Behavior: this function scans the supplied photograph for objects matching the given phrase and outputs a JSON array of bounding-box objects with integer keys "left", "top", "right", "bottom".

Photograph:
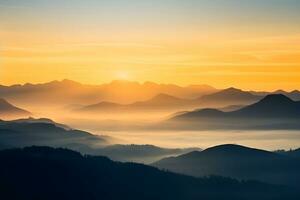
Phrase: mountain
[
  {"left": 153, "top": 144, "right": 300, "bottom": 187},
  {"left": 167, "top": 94, "right": 300, "bottom": 130},
  {"left": 0, "top": 79, "right": 217, "bottom": 107},
  {"left": 0, "top": 118, "right": 108, "bottom": 150},
  {"left": 0, "top": 79, "right": 86, "bottom": 106},
  {"left": 198, "top": 87, "right": 262, "bottom": 107},
  {"left": 250, "top": 90, "right": 300, "bottom": 101},
  {"left": 273, "top": 90, "right": 300, "bottom": 101},
  {"left": 77, "top": 93, "right": 201, "bottom": 113},
  {"left": 0, "top": 146, "right": 297, "bottom": 200},
  {"left": 0, "top": 98, "right": 31, "bottom": 119},
  {"left": 9, "top": 117, "right": 71, "bottom": 130},
  {"left": 232, "top": 94, "right": 300, "bottom": 118},
  {"left": 288, "top": 90, "right": 300, "bottom": 101}
]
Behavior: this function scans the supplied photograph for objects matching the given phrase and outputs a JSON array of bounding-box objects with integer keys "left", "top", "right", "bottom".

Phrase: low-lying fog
[
  {"left": 26, "top": 107, "right": 300, "bottom": 151},
  {"left": 98, "top": 130, "right": 300, "bottom": 150}
]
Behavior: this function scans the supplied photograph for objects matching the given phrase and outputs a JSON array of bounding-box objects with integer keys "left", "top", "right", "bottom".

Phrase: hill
[
  {"left": 198, "top": 87, "right": 262, "bottom": 107},
  {"left": 168, "top": 94, "right": 300, "bottom": 130},
  {"left": 0, "top": 118, "right": 107, "bottom": 150},
  {"left": 153, "top": 144, "right": 300, "bottom": 187},
  {"left": 0, "top": 146, "right": 297, "bottom": 200}
]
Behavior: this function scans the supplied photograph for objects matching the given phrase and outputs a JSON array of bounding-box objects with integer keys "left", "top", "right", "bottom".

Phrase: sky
[{"left": 1, "top": 0, "right": 300, "bottom": 90}]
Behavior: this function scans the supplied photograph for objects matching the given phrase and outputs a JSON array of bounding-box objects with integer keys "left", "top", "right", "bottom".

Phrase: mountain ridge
[
  {"left": 0, "top": 98, "right": 31, "bottom": 119},
  {"left": 153, "top": 144, "right": 300, "bottom": 187}
]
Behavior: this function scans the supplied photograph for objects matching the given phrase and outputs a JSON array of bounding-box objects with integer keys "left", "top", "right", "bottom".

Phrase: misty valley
[
  {"left": 1, "top": 80, "right": 300, "bottom": 199},
  {"left": 2, "top": 0, "right": 300, "bottom": 199}
]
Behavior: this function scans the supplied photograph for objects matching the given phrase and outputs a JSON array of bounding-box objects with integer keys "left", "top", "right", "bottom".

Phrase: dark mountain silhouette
[
  {"left": 0, "top": 118, "right": 108, "bottom": 150},
  {"left": 153, "top": 144, "right": 300, "bottom": 187},
  {"left": 232, "top": 94, "right": 300, "bottom": 118},
  {"left": 250, "top": 90, "right": 300, "bottom": 101},
  {"left": 272, "top": 90, "right": 300, "bottom": 101},
  {"left": 176, "top": 94, "right": 300, "bottom": 119},
  {"left": 0, "top": 146, "right": 298, "bottom": 200},
  {"left": 0, "top": 98, "right": 31, "bottom": 119},
  {"left": 167, "top": 94, "right": 300, "bottom": 130},
  {"left": 198, "top": 87, "right": 262, "bottom": 107}
]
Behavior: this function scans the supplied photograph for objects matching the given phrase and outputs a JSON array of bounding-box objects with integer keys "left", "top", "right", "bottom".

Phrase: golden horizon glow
[{"left": 1, "top": 1, "right": 300, "bottom": 91}]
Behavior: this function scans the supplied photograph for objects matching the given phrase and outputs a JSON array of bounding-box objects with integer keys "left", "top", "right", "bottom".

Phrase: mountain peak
[
  {"left": 232, "top": 94, "right": 300, "bottom": 118},
  {"left": 0, "top": 98, "right": 9, "bottom": 105},
  {"left": 0, "top": 98, "right": 31, "bottom": 117},
  {"left": 291, "top": 90, "right": 300, "bottom": 94},
  {"left": 203, "top": 144, "right": 262, "bottom": 154},
  {"left": 151, "top": 93, "right": 181, "bottom": 101},
  {"left": 259, "top": 94, "right": 294, "bottom": 104},
  {"left": 223, "top": 87, "right": 242, "bottom": 92}
]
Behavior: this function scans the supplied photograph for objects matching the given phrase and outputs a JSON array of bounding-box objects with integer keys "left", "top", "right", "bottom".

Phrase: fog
[{"left": 13, "top": 104, "right": 300, "bottom": 151}]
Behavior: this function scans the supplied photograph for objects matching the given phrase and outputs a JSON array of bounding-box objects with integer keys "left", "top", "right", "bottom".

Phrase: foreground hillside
[
  {"left": 153, "top": 144, "right": 300, "bottom": 187},
  {"left": 0, "top": 146, "right": 298, "bottom": 200}
]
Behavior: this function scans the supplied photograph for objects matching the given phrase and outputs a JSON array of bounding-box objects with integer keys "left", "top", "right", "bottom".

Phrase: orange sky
[{"left": 1, "top": 0, "right": 300, "bottom": 91}]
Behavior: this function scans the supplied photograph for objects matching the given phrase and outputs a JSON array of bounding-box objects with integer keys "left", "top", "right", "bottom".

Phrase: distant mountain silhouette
[
  {"left": 76, "top": 101, "right": 125, "bottom": 112},
  {"left": 0, "top": 98, "right": 31, "bottom": 119},
  {"left": 167, "top": 94, "right": 300, "bottom": 130},
  {"left": 198, "top": 87, "right": 262, "bottom": 107},
  {"left": 0, "top": 146, "right": 298, "bottom": 200},
  {"left": 0, "top": 118, "right": 107, "bottom": 150},
  {"left": 153, "top": 144, "right": 300, "bottom": 187},
  {"left": 0, "top": 79, "right": 216, "bottom": 106},
  {"left": 77, "top": 93, "right": 201, "bottom": 113}
]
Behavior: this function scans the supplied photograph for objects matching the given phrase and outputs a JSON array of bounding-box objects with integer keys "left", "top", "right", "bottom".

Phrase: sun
[{"left": 115, "top": 71, "right": 131, "bottom": 80}]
